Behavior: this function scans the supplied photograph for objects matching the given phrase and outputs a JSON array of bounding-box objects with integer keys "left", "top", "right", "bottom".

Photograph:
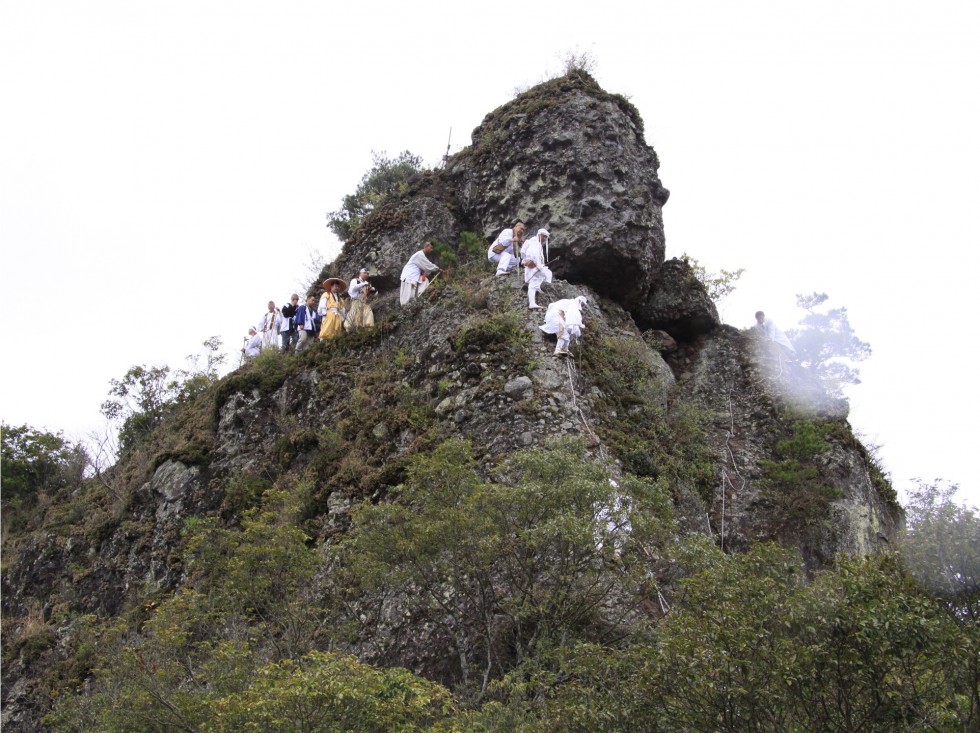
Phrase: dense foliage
[
  {"left": 39, "top": 439, "right": 978, "bottom": 732},
  {"left": 1, "top": 423, "right": 87, "bottom": 535}
]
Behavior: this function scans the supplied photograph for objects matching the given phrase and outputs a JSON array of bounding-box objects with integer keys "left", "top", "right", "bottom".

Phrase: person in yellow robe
[{"left": 318, "top": 278, "right": 347, "bottom": 340}]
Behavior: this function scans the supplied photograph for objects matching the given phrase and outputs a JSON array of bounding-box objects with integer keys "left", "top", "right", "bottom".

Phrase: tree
[
  {"left": 339, "top": 438, "right": 673, "bottom": 699},
  {"left": 174, "top": 335, "right": 227, "bottom": 402},
  {"left": 680, "top": 253, "right": 745, "bottom": 302},
  {"left": 327, "top": 150, "right": 424, "bottom": 241},
  {"left": 494, "top": 549, "right": 972, "bottom": 733},
  {"left": 1, "top": 423, "right": 87, "bottom": 517},
  {"left": 100, "top": 364, "right": 178, "bottom": 455},
  {"left": 788, "top": 292, "right": 871, "bottom": 397},
  {"left": 99, "top": 337, "right": 225, "bottom": 456},
  {"left": 902, "top": 480, "right": 980, "bottom": 624}
]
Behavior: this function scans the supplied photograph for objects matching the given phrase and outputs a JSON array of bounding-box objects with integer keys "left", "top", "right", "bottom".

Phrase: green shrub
[
  {"left": 339, "top": 438, "right": 673, "bottom": 698},
  {"left": 452, "top": 312, "right": 529, "bottom": 353},
  {"left": 756, "top": 419, "right": 841, "bottom": 540}
]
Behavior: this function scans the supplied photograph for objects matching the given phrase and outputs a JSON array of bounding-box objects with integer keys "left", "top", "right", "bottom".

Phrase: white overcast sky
[{"left": 2, "top": 0, "right": 978, "bottom": 507}]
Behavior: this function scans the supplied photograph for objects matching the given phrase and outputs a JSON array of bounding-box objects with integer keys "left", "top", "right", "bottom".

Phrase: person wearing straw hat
[
  {"left": 399, "top": 241, "right": 441, "bottom": 305},
  {"left": 345, "top": 268, "right": 376, "bottom": 331},
  {"left": 319, "top": 278, "right": 347, "bottom": 340}
]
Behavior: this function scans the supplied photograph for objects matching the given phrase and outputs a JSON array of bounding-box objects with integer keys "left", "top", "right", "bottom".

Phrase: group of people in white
[
  {"left": 243, "top": 224, "right": 586, "bottom": 361},
  {"left": 487, "top": 220, "right": 584, "bottom": 355}
]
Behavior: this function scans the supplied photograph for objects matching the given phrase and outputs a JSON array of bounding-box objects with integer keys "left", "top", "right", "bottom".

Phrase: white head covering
[{"left": 537, "top": 228, "right": 550, "bottom": 238}]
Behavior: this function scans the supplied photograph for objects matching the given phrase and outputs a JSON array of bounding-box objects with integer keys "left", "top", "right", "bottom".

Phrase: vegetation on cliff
[
  {"left": 36, "top": 463, "right": 980, "bottom": 731},
  {"left": 2, "top": 71, "right": 968, "bottom": 732}
]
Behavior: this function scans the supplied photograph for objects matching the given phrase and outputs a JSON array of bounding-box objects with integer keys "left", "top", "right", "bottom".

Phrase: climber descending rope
[{"left": 539, "top": 296, "right": 587, "bottom": 357}]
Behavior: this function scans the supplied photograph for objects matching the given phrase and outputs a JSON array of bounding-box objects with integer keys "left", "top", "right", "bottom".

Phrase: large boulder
[
  {"left": 635, "top": 258, "right": 720, "bottom": 340},
  {"left": 447, "top": 71, "right": 669, "bottom": 309}
]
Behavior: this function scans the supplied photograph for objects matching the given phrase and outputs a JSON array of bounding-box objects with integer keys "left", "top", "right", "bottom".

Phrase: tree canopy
[
  {"left": 1, "top": 423, "right": 87, "bottom": 534},
  {"left": 789, "top": 292, "right": 871, "bottom": 397},
  {"left": 327, "top": 150, "right": 424, "bottom": 241}
]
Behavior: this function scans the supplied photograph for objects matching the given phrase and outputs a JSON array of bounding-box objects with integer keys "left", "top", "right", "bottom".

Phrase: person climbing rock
[
  {"left": 400, "top": 242, "right": 441, "bottom": 305},
  {"left": 522, "top": 228, "right": 553, "bottom": 309},
  {"left": 540, "top": 295, "right": 587, "bottom": 356},
  {"left": 488, "top": 221, "right": 526, "bottom": 275},
  {"left": 753, "top": 310, "right": 795, "bottom": 357}
]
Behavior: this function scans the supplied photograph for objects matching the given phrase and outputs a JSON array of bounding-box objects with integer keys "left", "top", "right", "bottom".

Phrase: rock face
[
  {"left": 635, "top": 257, "right": 720, "bottom": 339},
  {"left": 331, "top": 193, "right": 461, "bottom": 292},
  {"left": 448, "top": 72, "right": 669, "bottom": 309},
  {"left": 0, "top": 71, "right": 901, "bottom": 731},
  {"left": 326, "top": 72, "right": 669, "bottom": 312}
]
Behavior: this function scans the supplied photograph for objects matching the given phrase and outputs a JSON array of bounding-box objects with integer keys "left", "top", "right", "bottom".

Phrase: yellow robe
[
  {"left": 319, "top": 292, "right": 344, "bottom": 339},
  {"left": 344, "top": 296, "right": 375, "bottom": 331}
]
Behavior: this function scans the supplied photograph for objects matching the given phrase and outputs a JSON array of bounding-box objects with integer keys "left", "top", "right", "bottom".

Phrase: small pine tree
[
  {"left": 327, "top": 150, "right": 424, "bottom": 241},
  {"left": 788, "top": 292, "right": 871, "bottom": 397}
]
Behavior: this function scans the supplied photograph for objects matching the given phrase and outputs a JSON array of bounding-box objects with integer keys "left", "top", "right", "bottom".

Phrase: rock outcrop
[
  {"left": 0, "top": 71, "right": 901, "bottom": 731},
  {"left": 329, "top": 71, "right": 669, "bottom": 312}
]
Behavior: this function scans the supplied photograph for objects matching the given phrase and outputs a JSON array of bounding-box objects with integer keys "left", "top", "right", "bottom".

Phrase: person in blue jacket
[{"left": 295, "top": 294, "right": 322, "bottom": 352}]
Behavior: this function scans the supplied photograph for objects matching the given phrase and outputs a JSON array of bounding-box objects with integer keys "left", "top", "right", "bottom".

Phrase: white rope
[
  {"left": 719, "top": 383, "right": 748, "bottom": 552},
  {"left": 562, "top": 354, "right": 604, "bottom": 457}
]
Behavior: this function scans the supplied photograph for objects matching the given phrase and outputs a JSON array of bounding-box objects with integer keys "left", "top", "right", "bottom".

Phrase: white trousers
[{"left": 491, "top": 250, "right": 517, "bottom": 274}]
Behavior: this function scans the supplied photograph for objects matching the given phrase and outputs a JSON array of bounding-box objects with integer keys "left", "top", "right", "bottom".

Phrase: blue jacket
[{"left": 294, "top": 304, "right": 321, "bottom": 332}]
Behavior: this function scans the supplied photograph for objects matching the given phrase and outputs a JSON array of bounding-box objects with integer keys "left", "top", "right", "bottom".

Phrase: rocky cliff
[{"left": 1, "top": 71, "right": 901, "bottom": 730}]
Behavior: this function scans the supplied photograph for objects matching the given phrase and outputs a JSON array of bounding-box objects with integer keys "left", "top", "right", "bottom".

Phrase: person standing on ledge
[
  {"left": 753, "top": 310, "right": 796, "bottom": 357},
  {"left": 295, "top": 295, "right": 321, "bottom": 352},
  {"left": 259, "top": 301, "right": 281, "bottom": 351},
  {"left": 319, "top": 278, "right": 346, "bottom": 339},
  {"left": 345, "top": 268, "right": 376, "bottom": 331},
  {"left": 400, "top": 242, "right": 441, "bottom": 305},
  {"left": 280, "top": 293, "right": 300, "bottom": 353}
]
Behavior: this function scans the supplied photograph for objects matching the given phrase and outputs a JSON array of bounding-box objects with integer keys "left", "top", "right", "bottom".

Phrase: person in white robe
[
  {"left": 242, "top": 327, "right": 263, "bottom": 361},
  {"left": 753, "top": 311, "right": 796, "bottom": 356},
  {"left": 400, "top": 242, "right": 441, "bottom": 305},
  {"left": 522, "top": 228, "right": 553, "bottom": 309},
  {"left": 259, "top": 301, "right": 281, "bottom": 351},
  {"left": 540, "top": 295, "right": 587, "bottom": 356},
  {"left": 345, "top": 268, "right": 376, "bottom": 331},
  {"left": 487, "top": 222, "right": 526, "bottom": 275}
]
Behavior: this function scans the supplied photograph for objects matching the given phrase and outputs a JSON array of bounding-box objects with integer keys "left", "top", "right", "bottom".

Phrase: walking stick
[
  {"left": 420, "top": 270, "right": 441, "bottom": 297},
  {"left": 512, "top": 229, "right": 525, "bottom": 289}
]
